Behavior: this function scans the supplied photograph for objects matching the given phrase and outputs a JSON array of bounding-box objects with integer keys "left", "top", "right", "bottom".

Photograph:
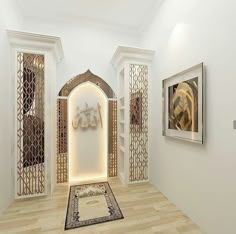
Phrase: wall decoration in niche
[
  {"left": 130, "top": 91, "right": 142, "bottom": 128},
  {"left": 162, "top": 63, "right": 204, "bottom": 144},
  {"left": 72, "top": 102, "right": 103, "bottom": 129}
]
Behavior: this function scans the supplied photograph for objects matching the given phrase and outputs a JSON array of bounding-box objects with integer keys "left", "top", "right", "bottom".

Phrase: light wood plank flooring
[{"left": 0, "top": 178, "right": 204, "bottom": 234}]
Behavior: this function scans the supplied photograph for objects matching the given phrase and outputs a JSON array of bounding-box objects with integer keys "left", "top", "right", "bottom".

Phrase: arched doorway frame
[{"left": 56, "top": 70, "right": 117, "bottom": 183}]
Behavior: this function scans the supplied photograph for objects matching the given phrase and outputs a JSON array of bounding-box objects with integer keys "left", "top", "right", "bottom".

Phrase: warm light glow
[
  {"left": 68, "top": 82, "right": 108, "bottom": 183},
  {"left": 69, "top": 175, "right": 108, "bottom": 184}
]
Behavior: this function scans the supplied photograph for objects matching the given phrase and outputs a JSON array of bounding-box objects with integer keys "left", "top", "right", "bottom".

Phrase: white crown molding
[
  {"left": 111, "top": 46, "right": 155, "bottom": 69},
  {"left": 7, "top": 30, "right": 64, "bottom": 63}
]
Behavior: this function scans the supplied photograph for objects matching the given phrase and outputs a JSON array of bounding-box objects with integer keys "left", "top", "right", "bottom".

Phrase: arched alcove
[
  {"left": 68, "top": 82, "right": 108, "bottom": 182},
  {"left": 56, "top": 70, "right": 117, "bottom": 183}
]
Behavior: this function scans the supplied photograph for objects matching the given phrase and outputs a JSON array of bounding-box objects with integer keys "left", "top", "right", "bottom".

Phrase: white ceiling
[{"left": 16, "top": 0, "right": 163, "bottom": 32}]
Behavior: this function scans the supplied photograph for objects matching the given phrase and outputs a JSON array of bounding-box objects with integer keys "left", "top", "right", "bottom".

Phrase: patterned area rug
[{"left": 65, "top": 182, "right": 124, "bottom": 230}]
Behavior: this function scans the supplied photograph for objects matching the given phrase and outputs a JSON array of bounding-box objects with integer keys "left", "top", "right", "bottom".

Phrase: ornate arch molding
[
  {"left": 58, "top": 70, "right": 116, "bottom": 98},
  {"left": 57, "top": 70, "right": 117, "bottom": 183}
]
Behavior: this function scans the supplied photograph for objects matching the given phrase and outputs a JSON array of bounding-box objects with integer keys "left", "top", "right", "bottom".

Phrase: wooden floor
[{"left": 0, "top": 178, "right": 204, "bottom": 234}]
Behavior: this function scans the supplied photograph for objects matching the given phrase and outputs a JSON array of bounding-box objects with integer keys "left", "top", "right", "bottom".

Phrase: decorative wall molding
[
  {"left": 111, "top": 46, "right": 155, "bottom": 69},
  {"left": 58, "top": 70, "right": 116, "bottom": 98},
  {"left": 7, "top": 30, "right": 64, "bottom": 63}
]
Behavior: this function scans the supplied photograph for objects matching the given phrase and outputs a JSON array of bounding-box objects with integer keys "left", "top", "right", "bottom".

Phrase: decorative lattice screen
[
  {"left": 108, "top": 100, "right": 118, "bottom": 177},
  {"left": 16, "top": 52, "right": 45, "bottom": 196},
  {"left": 129, "top": 64, "right": 148, "bottom": 182},
  {"left": 57, "top": 99, "right": 68, "bottom": 183}
]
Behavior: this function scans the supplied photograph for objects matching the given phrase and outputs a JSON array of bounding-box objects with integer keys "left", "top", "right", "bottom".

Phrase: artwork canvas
[
  {"left": 130, "top": 92, "right": 142, "bottom": 127},
  {"left": 168, "top": 77, "right": 198, "bottom": 132},
  {"left": 162, "top": 63, "right": 204, "bottom": 143}
]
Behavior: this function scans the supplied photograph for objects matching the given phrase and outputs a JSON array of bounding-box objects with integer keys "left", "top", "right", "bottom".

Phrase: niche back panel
[
  {"left": 16, "top": 52, "right": 45, "bottom": 197},
  {"left": 56, "top": 98, "right": 118, "bottom": 181},
  {"left": 129, "top": 64, "right": 148, "bottom": 182},
  {"left": 57, "top": 99, "right": 68, "bottom": 183}
]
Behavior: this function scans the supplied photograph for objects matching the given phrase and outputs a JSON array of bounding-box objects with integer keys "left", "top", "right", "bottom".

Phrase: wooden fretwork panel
[
  {"left": 108, "top": 100, "right": 118, "bottom": 177},
  {"left": 129, "top": 64, "right": 148, "bottom": 182},
  {"left": 57, "top": 99, "right": 68, "bottom": 183},
  {"left": 16, "top": 52, "right": 45, "bottom": 196}
]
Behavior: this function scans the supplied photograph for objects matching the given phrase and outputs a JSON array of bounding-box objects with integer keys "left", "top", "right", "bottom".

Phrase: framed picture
[
  {"left": 130, "top": 91, "right": 142, "bottom": 128},
  {"left": 162, "top": 63, "right": 204, "bottom": 144}
]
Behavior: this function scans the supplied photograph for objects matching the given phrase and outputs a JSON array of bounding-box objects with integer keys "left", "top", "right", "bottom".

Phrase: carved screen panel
[
  {"left": 59, "top": 70, "right": 116, "bottom": 98},
  {"left": 16, "top": 52, "right": 45, "bottom": 197},
  {"left": 108, "top": 100, "right": 117, "bottom": 177},
  {"left": 129, "top": 64, "right": 148, "bottom": 182},
  {"left": 57, "top": 99, "right": 68, "bottom": 183}
]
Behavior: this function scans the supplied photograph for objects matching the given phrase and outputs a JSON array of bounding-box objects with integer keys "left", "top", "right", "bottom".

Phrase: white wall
[
  {"left": 141, "top": 0, "right": 236, "bottom": 233},
  {"left": 68, "top": 83, "right": 108, "bottom": 182},
  {"left": 2, "top": 1, "right": 236, "bottom": 233},
  {"left": 1, "top": 0, "right": 137, "bottom": 216},
  {"left": 22, "top": 17, "right": 140, "bottom": 95},
  {"left": 45, "top": 53, "right": 57, "bottom": 194},
  {"left": 0, "top": 0, "right": 23, "bottom": 214}
]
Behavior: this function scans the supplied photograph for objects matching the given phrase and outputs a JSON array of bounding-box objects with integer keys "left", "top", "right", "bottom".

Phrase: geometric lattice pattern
[
  {"left": 58, "top": 70, "right": 116, "bottom": 99},
  {"left": 108, "top": 100, "right": 117, "bottom": 177},
  {"left": 16, "top": 52, "right": 45, "bottom": 196},
  {"left": 129, "top": 64, "right": 148, "bottom": 182},
  {"left": 57, "top": 72, "right": 118, "bottom": 181},
  {"left": 57, "top": 99, "right": 68, "bottom": 183}
]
